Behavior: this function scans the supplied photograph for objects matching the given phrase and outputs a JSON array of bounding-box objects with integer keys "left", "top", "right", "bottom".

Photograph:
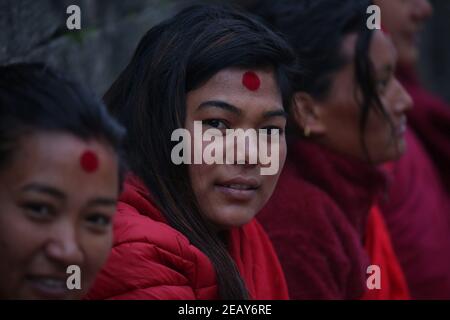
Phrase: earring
[{"left": 304, "top": 126, "right": 311, "bottom": 137}]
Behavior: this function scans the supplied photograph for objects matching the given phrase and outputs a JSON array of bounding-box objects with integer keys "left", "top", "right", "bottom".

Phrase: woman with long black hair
[{"left": 85, "top": 5, "right": 298, "bottom": 300}]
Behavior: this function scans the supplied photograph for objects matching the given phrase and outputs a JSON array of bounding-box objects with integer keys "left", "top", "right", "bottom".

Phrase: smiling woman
[
  {"left": 0, "top": 63, "right": 125, "bottom": 299},
  {"left": 85, "top": 4, "right": 299, "bottom": 300}
]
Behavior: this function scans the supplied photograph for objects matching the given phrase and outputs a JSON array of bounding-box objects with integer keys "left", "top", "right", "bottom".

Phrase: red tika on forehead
[
  {"left": 242, "top": 71, "right": 261, "bottom": 91},
  {"left": 80, "top": 150, "right": 99, "bottom": 173}
]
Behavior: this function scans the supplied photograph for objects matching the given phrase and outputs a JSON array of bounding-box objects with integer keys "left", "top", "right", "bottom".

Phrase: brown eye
[
  {"left": 204, "top": 119, "right": 228, "bottom": 130},
  {"left": 23, "top": 202, "right": 54, "bottom": 221},
  {"left": 85, "top": 213, "right": 112, "bottom": 232}
]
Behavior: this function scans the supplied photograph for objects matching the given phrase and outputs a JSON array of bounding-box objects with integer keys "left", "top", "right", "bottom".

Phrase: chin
[
  {"left": 211, "top": 207, "right": 256, "bottom": 229},
  {"left": 381, "top": 140, "right": 407, "bottom": 163}
]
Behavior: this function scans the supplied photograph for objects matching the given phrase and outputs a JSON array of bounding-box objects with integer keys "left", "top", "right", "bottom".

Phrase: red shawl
[
  {"left": 258, "top": 140, "right": 409, "bottom": 299},
  {"left": 398, "top": 68, "right": 450, "bottom": 192},
  {"left": 377, "top": 68, "right": 450, "bottom": 299},
  {"left": 361, "top": 205, "right": 410, "bottom": 300}
]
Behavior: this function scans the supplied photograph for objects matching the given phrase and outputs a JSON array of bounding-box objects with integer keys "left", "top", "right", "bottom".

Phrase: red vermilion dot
[
  {"left": 80, "top": 150, "right": 99, "bottom": 173},
  {"left": 242, "top": 71, "right": 261, "bottom": 91}
]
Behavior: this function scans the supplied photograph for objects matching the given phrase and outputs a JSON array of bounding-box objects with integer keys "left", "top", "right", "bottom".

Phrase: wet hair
[
  {"left": 0, "top": 63, "right": 126, "bottom": 185},
  {"left": 247, "top": 0, "right": 391, "bottom": 159},
  {"left": 105, "top": 4, "right": 298, "bottom": 299}
]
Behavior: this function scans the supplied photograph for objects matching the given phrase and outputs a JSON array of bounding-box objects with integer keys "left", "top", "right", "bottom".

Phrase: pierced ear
[{"left": 292, "top": 92, "right": 327, "bottom": 136}]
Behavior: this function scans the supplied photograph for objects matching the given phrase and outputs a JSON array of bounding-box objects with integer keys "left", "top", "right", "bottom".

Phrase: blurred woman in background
[
  {"left": 248, "top": 0, "right": 416, "bottom": 299},
  {"left": 374, "top": 0, "right": 450, "bottom": 299},
  {"left": 0, "top": 63, "right": 125, "bottom": 299},
  {"left": 85, "top": 5, "right": 298, "bottom": 300}
]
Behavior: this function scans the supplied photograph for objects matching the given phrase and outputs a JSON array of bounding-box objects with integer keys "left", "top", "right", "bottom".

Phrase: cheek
[
  {"left": 188, "top": 164, "right": 214, "bottom": 197},
  {"left": 0, "top": 206, "right": 44, "bottom": 297},
  {"left": 188, "top": 164, "right": 221, "bottom": 223},
  {"left": 324, "top": 97, "right": 361, "bottom": 142},
  {"left": 261, "top": 174, "right": 279, "bottom": 196},
  {"left": 365, "top": 106, "right": 392, "bottom": 137},
  {"left": 79, "top": 230, "right": 113, "bottom": 286},
  {"left": 0, "top": 207, "right": 44, "bottom": 265},
  {"left": 260, "top": 140, "right": 286, "bottom": 198},
  {"left": 363, "top": 113, "right": 396, "bottom": 161}
]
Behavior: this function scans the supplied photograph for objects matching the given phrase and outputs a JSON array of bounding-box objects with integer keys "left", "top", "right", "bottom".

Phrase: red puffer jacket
[{"left": 85, "top": 175, "right": 289, "bottom": 300}]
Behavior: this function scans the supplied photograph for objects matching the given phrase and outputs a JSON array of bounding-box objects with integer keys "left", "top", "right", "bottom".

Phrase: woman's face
[
  {"left": 296, "top": 30, "right": 413, "bottom": 164},
  {"left": 374, "top": 0, "right": 433, "bottom": 67},
  {"left": 185, "top": 68, "right": 287, "bottom": 229},
  {"left": 0, "top": 132, "right": 119, "bottom": 299}
]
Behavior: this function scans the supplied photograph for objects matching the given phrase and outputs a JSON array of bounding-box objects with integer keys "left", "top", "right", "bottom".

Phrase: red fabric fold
[
  {"left": 258, "top": 140, "right": 383, "bottom": 299},
  {"left": 361, "top": 205, "right": 410, "bottom": 300}
]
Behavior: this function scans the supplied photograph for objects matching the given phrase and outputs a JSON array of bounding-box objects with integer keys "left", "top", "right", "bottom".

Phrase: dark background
[{"left": 1, "top": 0, "right": 449, "bottom": 104}]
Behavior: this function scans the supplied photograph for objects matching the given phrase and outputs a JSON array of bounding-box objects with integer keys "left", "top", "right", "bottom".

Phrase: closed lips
[
  {"left": 216, "top": 177, "right": 260, "bottom": 190},
  {"left": 220, "top": 184, "right": 257, "bottom": 190}
]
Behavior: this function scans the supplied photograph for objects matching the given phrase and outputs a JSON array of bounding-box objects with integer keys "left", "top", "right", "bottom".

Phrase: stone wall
[
  {"left": 0, "top": 0, "right": 178, "bottom": 95},
  {"left": 1, "top": 0, "right": 449, "bottom": 103}
]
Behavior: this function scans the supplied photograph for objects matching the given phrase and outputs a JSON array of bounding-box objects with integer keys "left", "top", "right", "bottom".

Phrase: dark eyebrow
[
  {"left": 263, "top": 109, "right": 288, "bottom": 120},
  {"left": 21, "top": 183, "right": 66, "bottom": 200},
  {"left": 197, "top": 100, "right": 242, "bottom": 116},
  {"left": 198, "top": 100, "right": 287, "bottom": 120},
  {"left": 86, "top": 198, "right": 117, "bottom": 207}
]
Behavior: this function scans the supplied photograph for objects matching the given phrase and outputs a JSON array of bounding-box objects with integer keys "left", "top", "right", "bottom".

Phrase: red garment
[
  {"left": 85, "top": 176, "right": 289, "bottom": 300},
  {"left": 361, "top": 205, "right": 410, "bottom": 300},
  {"left": 377, "top": 69, "right": 450, "bottom": 299},
  {"left": 398, "top": 68, "right": 450, "bottom": 192},
  {"left": 258, "top": 140, "right": 389, "bottom": 300}
]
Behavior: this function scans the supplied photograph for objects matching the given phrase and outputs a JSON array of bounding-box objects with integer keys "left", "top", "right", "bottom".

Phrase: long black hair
[
  {"left": 0, "top": 63, "right": 125, "bottom": 182},
  {"left": 247, "top": 0, "right": 391, "bottom": 160},
  {"left": 105, "top": 4, "right": 298, "bottom": 300}
]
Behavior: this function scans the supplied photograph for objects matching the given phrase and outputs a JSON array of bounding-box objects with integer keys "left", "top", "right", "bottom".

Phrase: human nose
[
  {"left": 392, "top": 79, "right": 413, "bottom": 115},
  {"left": 45, "top": 220, "right": 83, "bottom": 267}
]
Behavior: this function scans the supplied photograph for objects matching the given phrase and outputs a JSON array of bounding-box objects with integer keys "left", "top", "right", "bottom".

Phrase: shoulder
[
  {"left": 86, "top": 198, "right": 217, "bottom": 300},
  {"left": 258, "top": 161, "right": 368, "bottom": 299}
]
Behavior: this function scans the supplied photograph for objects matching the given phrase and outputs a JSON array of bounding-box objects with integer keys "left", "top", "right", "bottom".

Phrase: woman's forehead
[{"left": 187, "top": 69, "right": 284, "bottom": 116}]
